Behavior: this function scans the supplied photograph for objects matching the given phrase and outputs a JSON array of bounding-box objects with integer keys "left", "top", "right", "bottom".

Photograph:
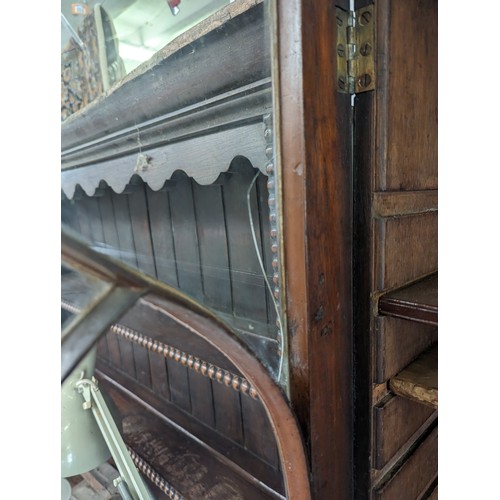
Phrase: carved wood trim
[
  {"left": 61, "top": 299, "right": 258, "bottom": 399},
  {"left": 127, "top": 446, "right": 185, "bottom": 500}
]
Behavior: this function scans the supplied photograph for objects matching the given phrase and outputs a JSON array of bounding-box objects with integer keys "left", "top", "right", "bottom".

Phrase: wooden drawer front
[
  {"left": 374, "top": 316, "right": 438, "bottom": 383},
  {"left": 373, "top": 426, "right": 438, "bottom": 500},
  {"left": 373, "top": 394, "right": 436, "bottom": 469},
  {"left": 374, "top": 212, "right": 438, "bottom": 291}
]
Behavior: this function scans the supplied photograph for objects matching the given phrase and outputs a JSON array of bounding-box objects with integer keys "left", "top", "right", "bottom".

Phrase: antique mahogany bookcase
[{"left": 61, "top": 0, "right": 438, "bottom": 498}]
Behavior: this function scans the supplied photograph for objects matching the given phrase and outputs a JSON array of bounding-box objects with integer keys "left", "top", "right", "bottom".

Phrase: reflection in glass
[{"left": 61, "top": 0, "right": 286, "bottom": 388}]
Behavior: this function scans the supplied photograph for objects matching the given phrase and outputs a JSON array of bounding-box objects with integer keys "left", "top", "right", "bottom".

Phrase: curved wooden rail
[{"left": 62, "top": 229, "right": 311, "bottom": 499}]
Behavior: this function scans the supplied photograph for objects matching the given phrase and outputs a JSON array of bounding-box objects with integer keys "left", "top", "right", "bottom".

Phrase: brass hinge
[{"left": 336, "top": 4, "right": 375, "bottom": 94}]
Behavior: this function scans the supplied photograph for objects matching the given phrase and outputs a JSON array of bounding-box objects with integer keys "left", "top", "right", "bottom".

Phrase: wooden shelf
[
  {"left": 379, "top": 273, "right": 438, "bottom": 325},
  {"left": 99, "top": 377, "right": 283, "bottom": 500},
  {"left": 389, "top": 344, "right": 438, "bottom": 409}
]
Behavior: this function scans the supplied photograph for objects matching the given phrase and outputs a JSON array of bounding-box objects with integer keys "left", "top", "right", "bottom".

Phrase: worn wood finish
[
  {"left": 62, "top": 269, "right": 287, "bottom": 489},
  {"left": 390, "top": 344, "right": 438, "bottom": 409},
  {"left": 374, "top": 316, "right": 438, "bottom": 383},
  {"left": 98, "top": 363, "right": 285, "bottom": 495},
  {"left": 223, "top": 158, "right": 268, "bottom": 324},
  {"left": 379, "top": 273, "right": 438, "bottom": 325},
  {"left": 353, "top": 0, "right": 438, "bottom": 496},
  {"left": 277, "top": 0, "right": 352, "bottom": 498},
  {"left": 145, "top": 188, "right": 179, "bottom": 287},
  {"left": 192, "top": 182, "right": 233, "bottom": 315},
  {"left": 61, "top": 1, "right": 269, "bottom": 155},
  {"left": 381, "top": 0, "right": 438, "bottom": 192},
  {"left": 372, "top": 191, "right": 438, "bottom": 218},
  {"left": 100, "top": 377, "right": 282, "bottom": 500},
  {"left": 373, "top": 395, "right": 436, "bottom": 469},
  {"left": 373, "top": 426, "right": 438, "bottom": 500},
  {"left": 375, "top": 213, "right": 438, "bottom": 291}
]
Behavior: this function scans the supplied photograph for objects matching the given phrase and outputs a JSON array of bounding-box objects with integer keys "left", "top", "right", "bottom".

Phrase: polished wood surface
[
  {"left": 379, "top": 273, "right": 438, "bottom": 325},
  {"left": 277, "top": 0, "right": 353, "bottom": 498}
]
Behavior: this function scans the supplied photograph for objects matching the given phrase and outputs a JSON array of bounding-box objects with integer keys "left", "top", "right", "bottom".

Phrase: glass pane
[
  {"left": 61, "top": 0, "right": 286, "bottom": 389},
  {"left": 61, "top": 0, "right": 234, "bottom": 120}
]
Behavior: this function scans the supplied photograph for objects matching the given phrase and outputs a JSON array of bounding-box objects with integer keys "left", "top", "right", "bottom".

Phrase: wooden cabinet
[{"left": 61, "top": 0, "right": 438, "bottom": 498}]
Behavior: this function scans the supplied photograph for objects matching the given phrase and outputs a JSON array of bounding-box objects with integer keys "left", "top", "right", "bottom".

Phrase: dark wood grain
[
  {"left": 382, "top": 0, "right": 438, "bottom": 192},
  {"left": 277, "top": 0, "right": 353, "bottom": 498},
  {"left": 373, "top": 395, "right": 436, "bottom": 469},
  {"left": 110, "top": 191, "right": 138, "bottom": 268},
  {"left": 373, "top": 426, "right": 438, "bottom": 500},
  {"left": 168, "top": 173, "right": 204, "bottom": 302},
  {"left": 148, "top": 348, "right": 171, "bottom": 401},
  {"left": 145, "top": 188, "right": 179, "bottom": 287},
  {"left": 96, "top": 365, "right": 285, "bottom": 496},
  {"left": 241, "top": 392, "right": 280, "bottom": 468},
  {"left": 372, "top": 191, "right": 438, "bottom": 218},
  {"left": 376, "top": 213, "right": 438, "bottom": 291},
  {"left": 223, "top": 159, "right": 268, "bottom": 324},
  {"left": 374, "top": 316, "right": 438, "bottom": 383},
  {"left": 212, "top": 379, "right": 244, "bottom": 446},
  {"left": 379, "top": 273, "right": 438, "bottom": 325},
  {"left": 100, "top": 376, "right": 282, "bottom": 500},
  {"left": 353, "top": 0, "right": 438, "bottom": 496},
  {"left": 127, "top": 183, "right": 157, "bottom": 278},
  {"left": 192, "top": 182, "right": 233, "bottom": 315}
]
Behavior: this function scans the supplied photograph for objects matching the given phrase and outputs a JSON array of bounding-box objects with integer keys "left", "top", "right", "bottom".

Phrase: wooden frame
[{"left": 277, "top": 1, "right": 354, "bottom": 498}]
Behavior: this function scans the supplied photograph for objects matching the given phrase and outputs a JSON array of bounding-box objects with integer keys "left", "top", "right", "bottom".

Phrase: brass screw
[
  {"left": 358, "top": 74, "right": 372, "bottom": 88},
  {"left": 337, "top": 44, "right": 345, "bottom": 57},
  {"left": 360, "top": 42, "right": 372, "bottom": 56},
  {"left": 359, "top": 10, "right": 372, "bottom": 25}
]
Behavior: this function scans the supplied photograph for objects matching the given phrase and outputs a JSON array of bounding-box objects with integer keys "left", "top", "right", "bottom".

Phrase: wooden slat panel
[
  {"left": 377, "top": 213, "right": 438, "bottom": 291},
  {"left": 192, "top": 183, "right": 233, "bottom": 314},
  {"left": 373, "top": 395, "right": 436, "bottom": 469},
  {"left": 110, "top": 191, "right": 138, "bottom": 268},
  {"left": 105, "top": 331, "right": 122, "bottom": 369},
  {"left": 117, "top": 335, "right": 136, "bottom": 379},
  {"left": 168, "top": 174, "right": 204, "bottom": 302},
  {"left": 128, "top": 184, "right": 157, "bottom": 278},
  {"left": 223, "top": 160, "right": 268, "bottom": 323},
  {"left": 256, "top": 173, "right": 277, "bottom": 328},
  {"left": 74, "top": 197, "right": 93, "bottom": 242},
  {"left": 212, "top": 379, "right": 244, "bottom": 446},
  {"left": 132, "top": 340, "right": 152, "bottom": 389},
  {"left": 98, "top": 190, "right": 121, "bottom": 260},
  {"left": 379, "top": 0, "right": 437, "bottom": 191},
  {"left": 148, "top": 350, "right": 171, "bottom": 402},
  {"left": 166, "top": 358, "right": 192, "bottom": 414},
  {"left": 84, "top": 196, "right": 106, "bottom": 247},
  {"left": 374, "top": 316, "right": 437, "bottom": 383},
  {"left": 373, "top": 426, "right": 438, "bottom": 500},
  {"left": 145, "top": 188, "right": 179, "bottom": 287},
  {"left": 188, "top": 371, "right": 215, "bottom": 428},
  {"left": 241, "top": 392, "right": 280, "bottom": 468}
]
